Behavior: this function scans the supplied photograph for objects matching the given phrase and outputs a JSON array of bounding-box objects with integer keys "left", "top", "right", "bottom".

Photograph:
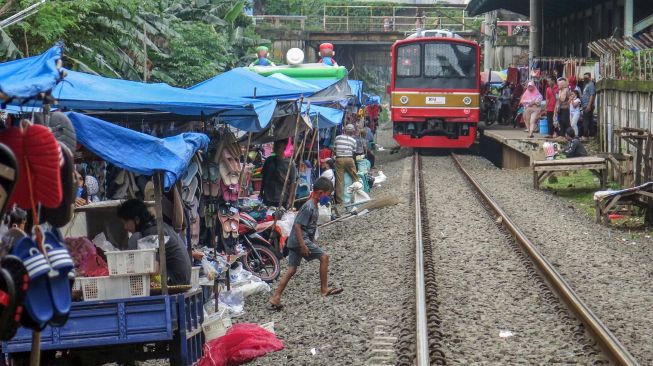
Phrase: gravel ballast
[
  {"left": 235, "top": 137, "right": 415, "bottom": 364},
  {"left": 458, "top": 153, "right": 653, "bottom": 364},
  {"left": 421, "top": 155, "right": 598, "bottom": 365}
]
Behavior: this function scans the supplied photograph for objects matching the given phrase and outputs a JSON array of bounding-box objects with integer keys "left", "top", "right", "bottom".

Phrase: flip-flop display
[
  {"left": 0, "top": 267, "right": 17, "bottom": 340},
  {"left": 0, "top": 143, "right": 18, "bottom": 215},
  {"left": 43, "top": 231, "right": 74, "bottom": 326},
  {"left": 0, "top": 255, "right": 29, "bottom": 340},
  {"left": 11, "top": 236, "right": 55, "bottom": 329}
]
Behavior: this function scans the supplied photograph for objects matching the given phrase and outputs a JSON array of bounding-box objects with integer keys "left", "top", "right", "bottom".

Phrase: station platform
[{"left": 481, "top": 125, "right": 551, "bottom": 169}]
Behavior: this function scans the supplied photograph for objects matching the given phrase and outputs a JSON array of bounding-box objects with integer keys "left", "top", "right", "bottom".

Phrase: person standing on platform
[
  {"left": 332, "top": 124, "right": 359, "bottom": 204},
  {"left": 520, "top": 81, "right": 543, "bottom": 139},
  {"left": 581, "top": 72, "right": 596, "bottom": 140},
  {"left": 545, "top": 77, "right": 557, "bottom": 138},
  {"left": 554, "top": 78, "right": 573, "bottom": 138}
]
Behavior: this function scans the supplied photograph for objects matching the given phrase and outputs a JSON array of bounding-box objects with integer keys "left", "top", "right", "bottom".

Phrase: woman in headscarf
[{"left": 519, "top": 81, "right": 543, "bottom": 138}]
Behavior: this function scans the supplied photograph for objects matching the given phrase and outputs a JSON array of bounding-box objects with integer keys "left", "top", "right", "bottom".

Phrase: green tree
[{"left": 0, "top": 0, "right": 264, "bottom": 85}]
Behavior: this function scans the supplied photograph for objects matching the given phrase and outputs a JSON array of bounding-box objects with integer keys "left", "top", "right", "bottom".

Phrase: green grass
[{"left": 542, "top": 170, "right": 619, "bottom": 217}]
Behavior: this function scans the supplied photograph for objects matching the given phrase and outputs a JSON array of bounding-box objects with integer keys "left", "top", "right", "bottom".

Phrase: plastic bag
[
  {"left": 276, "top": 212, "right": 296, "bottom": 238},
  {"left": 92, "top": 232, "right": 118, "bottom": 252},
  {"left": 198, "top": 323, "right": 284, "bottom": 366},
  {"left": 136, "top": 234, "right": 170, "bottom": 250},
  {"left": 347, "top": 181, "right": 371, "bottom": 203},
  {"left": 373, "top": 171, "right": 387, "bottom": 186},
  {"left": 317, "top": 204, "right": 331, "bottom": 225},
  {"left": 219, "top": 290, "right": 245, "bottom": 317}
]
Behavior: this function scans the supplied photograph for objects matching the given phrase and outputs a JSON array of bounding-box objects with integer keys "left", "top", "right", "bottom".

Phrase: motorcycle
[
  {"left": 481, "top": 94, "right": 500, "bottom": 126},
  {"left": 216, "top": 203, "right": 281, "bottom": 283},
  {"left": 237, "top": 212, "right": 281, "bottom": 283}
]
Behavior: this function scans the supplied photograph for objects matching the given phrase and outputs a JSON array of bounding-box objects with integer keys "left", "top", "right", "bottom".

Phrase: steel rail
[
  {"left": 450, "top": 153, "right": 639, "bottom": 366},
  {"left": 413, "top": 152, "right": 429, "bottom": 365}
]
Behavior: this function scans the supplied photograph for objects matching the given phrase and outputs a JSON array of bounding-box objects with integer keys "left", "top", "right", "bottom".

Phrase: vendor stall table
[{"left": 1, "top": 290, "right": 204, "bottom": 366}]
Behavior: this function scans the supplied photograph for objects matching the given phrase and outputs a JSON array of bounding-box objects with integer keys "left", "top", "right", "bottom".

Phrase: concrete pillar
[
  {"left": 484, "top": 11, "right": 496, "bottom": 72},
  {"left": 624, "top": 0, "right": 633, "bottom": 36},
  {"left": 529, "top": 0, "right": 541, "bottom": 63}
]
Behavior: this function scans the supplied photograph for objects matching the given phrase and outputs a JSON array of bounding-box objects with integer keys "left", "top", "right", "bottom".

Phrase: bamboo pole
[
  {"left": 153, "top": 172, "right": 168, "bottom": 295},
  {"left": 278, "top": 97, "right": 304, "bottom": 209}
]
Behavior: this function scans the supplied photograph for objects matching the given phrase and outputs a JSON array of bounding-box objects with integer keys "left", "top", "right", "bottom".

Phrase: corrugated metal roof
[{"left": 466, "top": 0, "right": 604, "bottom": 17}]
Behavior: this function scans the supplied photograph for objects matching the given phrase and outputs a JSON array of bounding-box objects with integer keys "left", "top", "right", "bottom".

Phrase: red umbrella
[{"left": 0, "top": 122, "right": 62, "bottom": 210}]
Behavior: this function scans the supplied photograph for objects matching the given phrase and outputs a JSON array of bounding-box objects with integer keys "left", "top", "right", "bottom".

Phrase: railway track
[{"left": 395, "top": 152, "right": 640, "bottom": 365}]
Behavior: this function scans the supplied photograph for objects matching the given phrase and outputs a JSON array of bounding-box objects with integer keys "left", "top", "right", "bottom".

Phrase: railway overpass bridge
[{"left": 254, "top": 5, "right": 482, "bottom": 96}]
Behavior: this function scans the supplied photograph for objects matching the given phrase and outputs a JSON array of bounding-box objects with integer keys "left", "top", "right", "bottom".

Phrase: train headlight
[
  {"left": 400, "top": 96, "right": 409, "bottom": 105},
  {"left": 463, "top": 96, "right": 472, "bottom": 105}
]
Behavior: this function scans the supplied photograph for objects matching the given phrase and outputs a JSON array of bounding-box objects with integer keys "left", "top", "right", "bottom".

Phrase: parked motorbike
[
  {"left": 481, "top": 94, "right": 500, "bottom": 126},
  {"left": 216, "top": 203, "right": 280, "bottom": 283},
  {"left": 237, "top": 212, "right": 281, "bottom": 283}
]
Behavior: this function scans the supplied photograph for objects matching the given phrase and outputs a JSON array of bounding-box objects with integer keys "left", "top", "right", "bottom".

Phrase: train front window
[
  {"left": 395, "top": 42, "right": 478, "bottom": 90},
  {"left": 397, "top": 44, "right": 421, "bottom": 77}
]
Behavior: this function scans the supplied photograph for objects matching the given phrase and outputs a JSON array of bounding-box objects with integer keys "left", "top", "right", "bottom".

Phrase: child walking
[{"left": 268, "top": 177, "right": 343, "bottom": 310}]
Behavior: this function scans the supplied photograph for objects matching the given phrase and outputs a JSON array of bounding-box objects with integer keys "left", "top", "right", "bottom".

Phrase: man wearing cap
[
  {"left": 332, "top": 124, "right": 359, "bottom": 204},
  {"left": 249, "top": 46, "right": 276, "bottom": 67},
  {"left": 318, "top": 43, "right": 338, "bottom": 67}
]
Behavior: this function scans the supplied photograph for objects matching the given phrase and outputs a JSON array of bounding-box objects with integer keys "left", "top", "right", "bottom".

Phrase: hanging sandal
[
  {"left": 43, "top": 231, "right": 74, "bottom": 326},
  {"left": 11, "top": 236, "right": 54, "bottom": 329},
  {"left": 0, "top": 255, "right": 29, "bottom": 340},
  {"left": 0, "top": 267, "right": 17, "bottom": 341},
  {"left": 0, "top": 143, "right": 18, "bottom": 215}
]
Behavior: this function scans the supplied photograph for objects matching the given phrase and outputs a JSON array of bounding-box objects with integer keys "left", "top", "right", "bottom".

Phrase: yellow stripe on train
[{"left": 391, "top": 92, "right": 480, "bottom": 108}]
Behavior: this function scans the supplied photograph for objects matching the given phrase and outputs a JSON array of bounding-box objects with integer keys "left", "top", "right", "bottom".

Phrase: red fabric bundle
[
  {"left": 199, "top": 323, "right": 284, "bottom": 366},
  {"left": 0, "top": 123, "right": 62, "bottom": 209}
]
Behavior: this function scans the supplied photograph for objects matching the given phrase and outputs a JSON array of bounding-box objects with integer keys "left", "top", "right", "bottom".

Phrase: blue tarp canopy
[
  {"left": 363, "top": 92, "right": 381, "bottom": 105},
  {"left": 189, "top": 68, "right": 318, "bottom": 100},
  {"left": 50, "top": 70, "right": 276, "bottom": 132},
  {"left": 302, "top": 104, "right": 344, "bottom": 128},
  {"left": 67, "top": 112, "right": 208, "bottom": 189},
  {"left": 0, "top": 44, "right": 63, "bottom": 100}
]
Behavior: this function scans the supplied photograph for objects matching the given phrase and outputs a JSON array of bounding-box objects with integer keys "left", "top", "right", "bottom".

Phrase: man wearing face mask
[
  {"left": 580, "top": 72, "right": 596, "bottom": 140},
  {"left": 267, "top": 177, "right": 343, "bottom": 311}
]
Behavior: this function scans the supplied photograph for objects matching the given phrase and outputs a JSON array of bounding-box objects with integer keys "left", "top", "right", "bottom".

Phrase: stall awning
[
  {"left": 302, "top": 104, "right": 344, "bottom": 128},
  {"left": 51, "top": 70, "right": 277, "bottom": 131},
  {"left": 0, "top": 44, "right": 63, "bottom": 100},
  {"left": 363, "top": 93, "right": 381, "bottom": 105},
  {"left": 67, "top": 112, "right": 208, "bottom": 190},
  {"left": 189, "top": 68, "right": 318, "bottom": 100}
]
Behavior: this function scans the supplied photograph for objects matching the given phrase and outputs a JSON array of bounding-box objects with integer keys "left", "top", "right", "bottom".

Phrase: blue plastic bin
[{"left": 539, "top": 118, "right": 548, "bottom": 135}]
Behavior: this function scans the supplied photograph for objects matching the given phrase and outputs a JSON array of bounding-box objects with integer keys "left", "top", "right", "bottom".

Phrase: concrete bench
[{"left": 532, "top": 157, "right": 608, "bottom": 189}]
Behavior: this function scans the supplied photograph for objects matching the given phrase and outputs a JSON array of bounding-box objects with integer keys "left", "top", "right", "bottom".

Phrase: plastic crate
[
  {"left": 78, "top": 274, "right": 150, "bottom": 301},
  {"left": 202, "top": 310, "right": 232, "bottom": 341},
  {"left": 106, "top": 248, "right": 157, "bottom": 275},
  {"left": 191, "top": 267, "right": 200, "bottom": 289}
]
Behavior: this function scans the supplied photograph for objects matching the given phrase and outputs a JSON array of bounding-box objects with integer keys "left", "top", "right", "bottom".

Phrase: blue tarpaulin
[
  {"left": 51, "top": 70, "right": 277, "bottom": 131},
  {"left": 189, "top": 68, "right": 318, "bottom": 100},
  {"left": 363, "top": 93, "right": 381, "bottom": 105},
  {"left": 302, "top": 104, "right": 344, "bottom": 128},
  {"left": 0, "top": 44, "right": 63, "bottom": 99},
  {"left": 301, "top": 78, "right": 363, "bottom": 105},
  {"left": 67, "top": 112, "right": 208, "bottom": 189}
]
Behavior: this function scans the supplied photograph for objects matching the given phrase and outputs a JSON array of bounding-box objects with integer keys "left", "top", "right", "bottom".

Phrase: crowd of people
[{"left": 506, "top": 72, "right": 596, "bottom": 140}]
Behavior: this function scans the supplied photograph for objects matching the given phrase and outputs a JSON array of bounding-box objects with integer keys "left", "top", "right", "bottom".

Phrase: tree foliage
[{"left": 0, "top": 0, "right": 267, "bottom": 87}]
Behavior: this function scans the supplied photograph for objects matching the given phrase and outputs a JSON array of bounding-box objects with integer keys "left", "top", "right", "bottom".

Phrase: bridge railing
[
  {"left": 252, "top": 15, "right": 308, "bottom": 30},
  {"left": 321, "top": 5, "right": 481, "bottom": 33}
]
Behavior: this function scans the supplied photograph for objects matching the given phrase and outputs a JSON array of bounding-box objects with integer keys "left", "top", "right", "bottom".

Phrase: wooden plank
[
  {"left": 532, "top": 157, "right": 606, "bottom": 166},
  {"left": 533, "top": 164, "right": 607, "bottom": 172}
]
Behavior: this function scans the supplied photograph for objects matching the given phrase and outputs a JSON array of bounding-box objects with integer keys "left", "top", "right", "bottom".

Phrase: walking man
[{"left": 332, "top": 124, "right": 359, "bottom": 204}]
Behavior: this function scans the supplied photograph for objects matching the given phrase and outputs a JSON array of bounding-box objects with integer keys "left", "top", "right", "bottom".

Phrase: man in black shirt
[
  {"left": 261, "top": 139, "right": 297, "bottom": 208},
  {"left": 118, "top": 199, "right": 191, "bottom": 285}
]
